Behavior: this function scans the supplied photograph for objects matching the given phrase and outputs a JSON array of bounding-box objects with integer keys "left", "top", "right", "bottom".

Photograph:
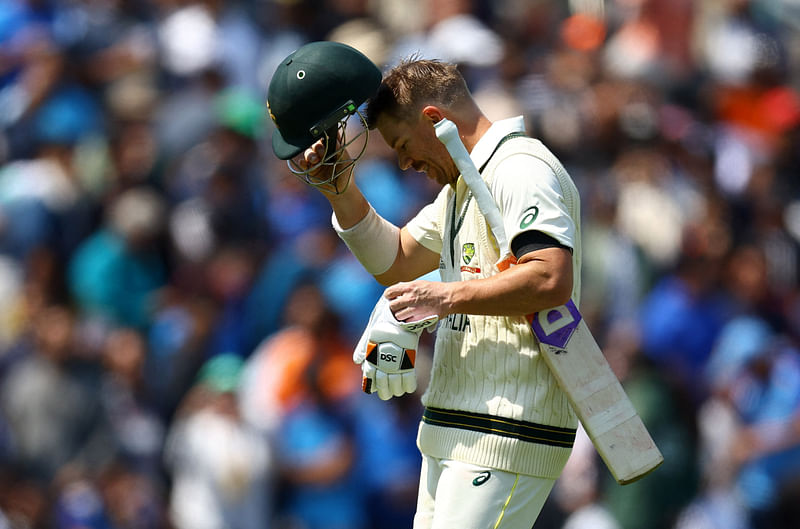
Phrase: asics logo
[
  {"left": 519, "top": 205, "right": 539, "bottom": 229},
  {"left": 472, "top": 471, "right": 491, "bottom": 486}
]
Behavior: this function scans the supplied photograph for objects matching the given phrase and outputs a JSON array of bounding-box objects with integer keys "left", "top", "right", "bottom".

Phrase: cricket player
[{"left": 267, "top": 41, "right": 582, "bottom": 529}]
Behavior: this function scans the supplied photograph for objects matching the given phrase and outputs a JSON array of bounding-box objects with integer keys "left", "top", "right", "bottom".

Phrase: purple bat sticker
[{"left": 530, "top": 300, "right": 582, "bottom": 349}]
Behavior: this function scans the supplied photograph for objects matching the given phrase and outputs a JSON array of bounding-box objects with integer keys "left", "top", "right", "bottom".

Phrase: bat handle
[
  {"left": 434, "top": 118, "right": 460, "bottom": 147},
  {"left": 434, "top": 118, "right": 511, "bottom": 259}
]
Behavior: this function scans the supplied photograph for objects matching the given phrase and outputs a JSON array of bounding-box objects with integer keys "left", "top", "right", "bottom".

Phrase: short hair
[{"left": 366, "top": 57, "right": 470, "bottom": 129}]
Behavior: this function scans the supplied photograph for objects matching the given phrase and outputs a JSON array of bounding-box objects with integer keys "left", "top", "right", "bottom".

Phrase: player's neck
[{"left": 462, "top": 115, "right": 493, "bottom": 153}]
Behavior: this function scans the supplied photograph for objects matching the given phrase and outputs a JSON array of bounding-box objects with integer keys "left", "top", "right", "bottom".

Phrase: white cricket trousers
[{"left": 413, "top": 454, "right": 556, "bottom": 529}]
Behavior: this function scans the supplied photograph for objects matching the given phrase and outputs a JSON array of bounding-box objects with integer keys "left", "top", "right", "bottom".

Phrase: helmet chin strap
[{"left": 287, "top": 109, "right": 370, "bottom": 194}]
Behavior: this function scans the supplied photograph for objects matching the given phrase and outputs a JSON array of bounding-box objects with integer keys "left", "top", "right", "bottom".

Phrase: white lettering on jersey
[{"left": 440, "top": 313, "right": 471, "bottom": 333}]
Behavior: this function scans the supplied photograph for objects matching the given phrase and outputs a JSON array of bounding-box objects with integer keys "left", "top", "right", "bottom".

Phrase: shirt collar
[{"left": 469, "top": 116, "right": 526, "bottom": 173}]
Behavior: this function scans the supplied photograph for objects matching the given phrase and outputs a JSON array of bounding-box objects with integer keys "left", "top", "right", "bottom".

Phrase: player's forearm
[
  {"left": 446, "top": 260, "right": 573, "bottom": 317},
  {"left": 322, "top": 168, "right": 371, "bottom": 229},
  {"left": 330, "top": 185, "right": 402, "bottom": 276},
  {"left": 386, "top": 254, "right": 573, "bottom": 323},
  {"left": 328, "top": 188, "right": 371, "bottom": 229}
]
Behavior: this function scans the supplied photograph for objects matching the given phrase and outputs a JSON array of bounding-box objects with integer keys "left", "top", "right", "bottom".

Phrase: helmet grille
[{"left": 287, "top": 109, "right": 370, "bottom": 195}]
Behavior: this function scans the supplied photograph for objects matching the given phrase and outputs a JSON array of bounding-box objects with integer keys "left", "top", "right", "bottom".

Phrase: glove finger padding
[
  {"left": 361, "top": 361, "right": 377, "bottom": 394},
  {"left": 388, "top": 368, "right": 404, "bottom": 398},
  {"left": 401, "top": 371, "right": 417, "bottom": 395},
  {"left": 371, "top": 369, "right": 417, "bottom": 400},
  {"left": 374, "top": 369, "right": 391, "bottom": 400}
]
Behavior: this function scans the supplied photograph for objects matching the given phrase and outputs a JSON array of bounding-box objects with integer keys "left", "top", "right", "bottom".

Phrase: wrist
[
  {"left": 317, "top": 163, "right": 355, "bottom": 197},
  {"left": 439, "top": 282, "right": 461, "bottom": 318}
]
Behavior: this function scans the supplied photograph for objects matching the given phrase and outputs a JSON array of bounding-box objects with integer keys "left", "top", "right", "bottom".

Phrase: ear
[{"left": 421, "top": 106, "right": 444, "bottom": 124}]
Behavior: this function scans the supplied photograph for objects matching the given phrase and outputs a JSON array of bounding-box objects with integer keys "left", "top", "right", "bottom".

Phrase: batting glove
[{"left": 354, "top": 295, "right": 438, "bottom": 400}]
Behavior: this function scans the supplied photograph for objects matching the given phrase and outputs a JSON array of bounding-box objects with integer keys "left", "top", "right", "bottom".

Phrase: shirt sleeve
[
  {"left": 490, "top": 153, "right": 577, "bottom": 253},
  {"left": 404, "top": 186, "right": 449, "bottom": 254}
]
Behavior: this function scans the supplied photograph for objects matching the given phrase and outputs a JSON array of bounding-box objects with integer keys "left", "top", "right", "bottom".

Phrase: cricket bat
[
  {"left": 435, "top": 118, "right": 663, "bottom": 485},
  {"left": 529, "top": 302, "right": 663, "bottom": 484}
]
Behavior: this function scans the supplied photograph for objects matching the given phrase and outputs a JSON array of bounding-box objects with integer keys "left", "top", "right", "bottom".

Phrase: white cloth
[
  {"left": 164, "top": 410, "right": 272, "bottom": 529},
  {"left": 413, "top": 454, "right": 556, "bottom": 529}
]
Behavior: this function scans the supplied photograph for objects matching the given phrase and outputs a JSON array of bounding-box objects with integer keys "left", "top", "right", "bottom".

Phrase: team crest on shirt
[
  {"left": 462, "top": 243, "right": 475, "bottom": 264},
  {"left": 461, "top": 242, "right": 480, "bottom": 273}
]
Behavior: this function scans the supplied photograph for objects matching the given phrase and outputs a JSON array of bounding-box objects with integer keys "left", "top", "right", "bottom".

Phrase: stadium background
[{"left": 0, "top": 1, "right": 799, "bottom": 528}]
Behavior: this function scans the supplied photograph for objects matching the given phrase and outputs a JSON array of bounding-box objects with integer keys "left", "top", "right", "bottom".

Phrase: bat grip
[{"left": 433, "top": 118, "right": 460, "bottom": 149}]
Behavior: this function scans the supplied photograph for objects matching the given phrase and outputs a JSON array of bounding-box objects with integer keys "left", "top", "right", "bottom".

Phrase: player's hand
[
  {"left": 291, "top": 137, "right": 327, "bottom": 172},
  {"left": 385, "top": 280, "right": 451, "bottom": 324},
  {"left": 354, "top": 295, "right": 438, "bottom": 400},
  {"left": 290, "top": 132, "right": 353, "bottom": 195}
]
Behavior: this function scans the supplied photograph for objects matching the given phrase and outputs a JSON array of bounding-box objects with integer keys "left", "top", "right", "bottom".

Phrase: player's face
[{"left": 376, "top": 114, "right": 459, "bottom": 187}]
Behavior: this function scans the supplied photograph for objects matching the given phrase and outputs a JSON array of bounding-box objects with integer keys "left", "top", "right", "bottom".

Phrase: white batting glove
[{"left": 354, "top": 295, "right": 438, "bottom": 400}]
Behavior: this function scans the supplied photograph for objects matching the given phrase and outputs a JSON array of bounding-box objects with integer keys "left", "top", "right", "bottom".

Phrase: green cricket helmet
[{"left": 267, "top": 41, "right": 381, "bottom": 191}]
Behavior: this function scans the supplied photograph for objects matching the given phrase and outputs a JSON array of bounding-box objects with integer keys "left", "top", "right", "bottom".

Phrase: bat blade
[{"left": 531, "top": 300, "right": 664, "bottom": 484}]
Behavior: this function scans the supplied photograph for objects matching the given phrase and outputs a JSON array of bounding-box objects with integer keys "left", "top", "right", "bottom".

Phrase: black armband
[{"left": 511, "top": 230, "right": 572, "bottom": 259}]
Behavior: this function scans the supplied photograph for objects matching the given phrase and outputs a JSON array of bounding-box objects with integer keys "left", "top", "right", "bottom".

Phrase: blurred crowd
[{"left": 0, "top": 0, "right": 799, "bottom": 528}]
